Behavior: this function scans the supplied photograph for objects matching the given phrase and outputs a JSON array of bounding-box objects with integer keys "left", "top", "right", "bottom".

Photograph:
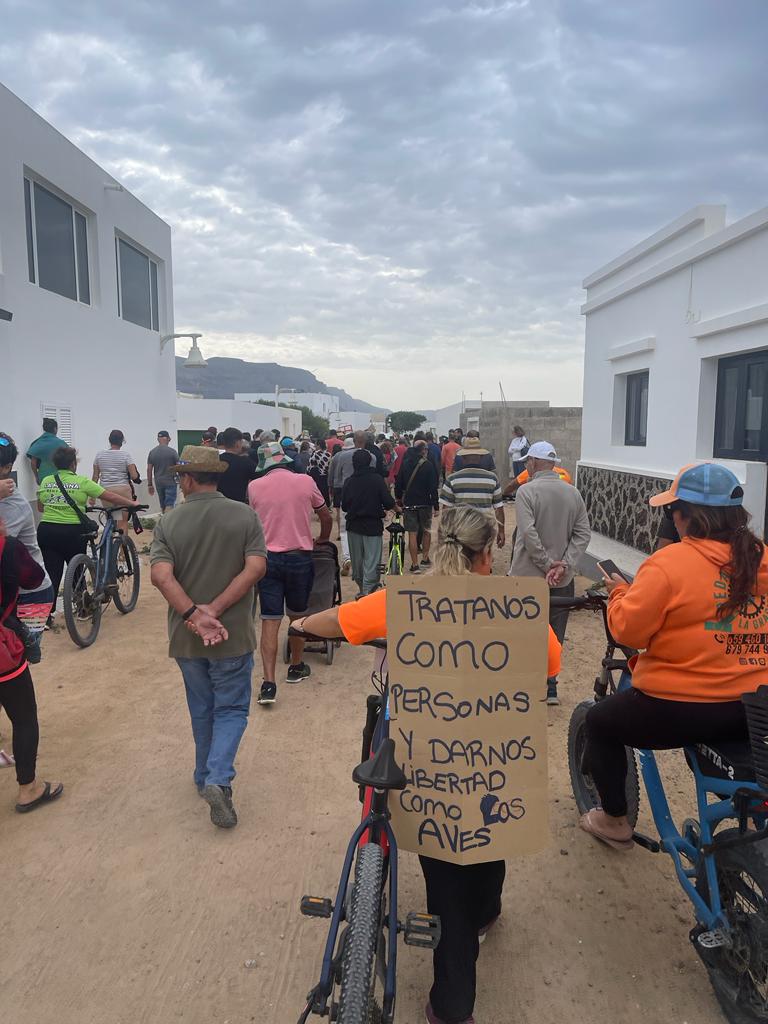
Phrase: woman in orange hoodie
[{"left": 581, "top": 463, "right": 768, "bottom": 851}]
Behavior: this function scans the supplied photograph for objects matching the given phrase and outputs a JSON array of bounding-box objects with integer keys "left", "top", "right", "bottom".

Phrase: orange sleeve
[
  {"left": 516, "top": 469, "right": 529, "bottom": 485},
  {"left": 606, "top": 562, "right": 671, "bottom": 650},
  {"left": 337, "top": 589, "right": 387, "bottom": 645},
  {"left": 559, "top": 469, "right": 573, "bottom": 484},
  {"left": 547, "top": 625, "right": 561, "bottom": 678}
]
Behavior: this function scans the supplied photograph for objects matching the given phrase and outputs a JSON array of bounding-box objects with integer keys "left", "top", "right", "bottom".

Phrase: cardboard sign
[{"left": 386, "top": 575, "right": 550, "bottom": 865}]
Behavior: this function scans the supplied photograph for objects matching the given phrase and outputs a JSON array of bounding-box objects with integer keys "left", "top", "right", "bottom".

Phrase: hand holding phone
[{"left": 597, "top": 559, "right": 632, "bottom": 584}]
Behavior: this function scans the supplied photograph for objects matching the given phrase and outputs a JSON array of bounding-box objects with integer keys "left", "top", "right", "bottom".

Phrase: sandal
[
  {"left": 15, "top": 781, "right": 64, "bottom": 814},
  {"left": 579, "top": 808, "right": 634, "bottom": 851}
]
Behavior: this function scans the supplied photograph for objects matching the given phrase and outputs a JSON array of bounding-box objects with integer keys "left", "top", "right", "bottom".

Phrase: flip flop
[
  {"left": 579, "top": 809, "right": 634, "bottom": 851},
  {"left": 15, "top": 781, "right": 64, "bottom": 814}
]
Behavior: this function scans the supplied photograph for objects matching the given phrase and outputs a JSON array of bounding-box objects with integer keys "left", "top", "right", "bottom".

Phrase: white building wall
[
  {"left": 580, "top": 204, "right": 768, "bottom": 554},
  {"left": 329, "top": 410, "right": 386, "bottom": 434},
  {"left": 177, "top": 397, "right": 301, "bottom": 439},
  {"left": 0, "top": 83, "right": 176, "bottom": 502},
  {"left": 235, "top": 392, "right": 340, "bottom": 418}
]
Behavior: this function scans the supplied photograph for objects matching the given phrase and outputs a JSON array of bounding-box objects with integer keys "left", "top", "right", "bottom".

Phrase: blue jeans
[
  {"left": 176, "top": 653, "right": 253, "bottom": 787},
  {"left": 156, "top": 482, "right": 177, "bottom": 510}
]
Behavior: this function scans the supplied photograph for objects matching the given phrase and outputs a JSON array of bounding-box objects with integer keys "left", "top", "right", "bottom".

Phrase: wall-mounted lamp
[
  {"left": 160, "top": 332, "right": 207, "bottom": 368},
  {"left": 104, "top": 183, "right": 125, "bottom": 192},
  {"left": 0, "top": 308, "right": 12, "bottom": 322}
]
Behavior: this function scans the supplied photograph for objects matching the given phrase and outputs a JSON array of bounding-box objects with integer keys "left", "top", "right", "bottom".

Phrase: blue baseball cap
[{"left": 649, "top": 463, "right": 744, "bottom": 508}]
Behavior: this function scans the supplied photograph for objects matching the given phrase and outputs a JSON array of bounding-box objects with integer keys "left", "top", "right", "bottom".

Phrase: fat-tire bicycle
[
  {"left": 294, "top": 635, "right": 440, "bottom": 1024},
  {"left": 560, "top": 590, "right": 768, "bottom": 1024},
  {"left": 62, "top": 504, "right": 148, "bottom": 648}
]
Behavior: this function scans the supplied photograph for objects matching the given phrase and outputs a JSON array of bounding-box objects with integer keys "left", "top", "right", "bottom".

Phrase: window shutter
[{"left": 41, "top": 402, "right": 73, "bottom": 445}]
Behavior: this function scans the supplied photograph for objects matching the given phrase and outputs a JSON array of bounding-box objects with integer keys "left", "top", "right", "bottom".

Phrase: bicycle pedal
[
  {"left": 697, "top": 928, "right": 731, "bottom": 949},
  {"left": 632, "top": 831, "right": 661, "bottom": 853},
  {"left": 402, "top": 911, "right": 441, "bottom": 949},
  {"left": 300, "top": 895, "right": 334, "bottom": 919}
]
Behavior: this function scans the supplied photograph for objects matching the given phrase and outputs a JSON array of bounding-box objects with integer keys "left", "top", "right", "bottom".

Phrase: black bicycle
[
  {"left": 62, "top": 504, "right": 148, "bottom": 647},
  {"left": 294, "top": 635, "right": 440, "bottom": 1024}
]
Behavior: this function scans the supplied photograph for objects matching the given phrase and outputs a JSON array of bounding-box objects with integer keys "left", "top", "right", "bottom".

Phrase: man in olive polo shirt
[{"left": 150, "top": 446, "right": 267, "bottom": 829}]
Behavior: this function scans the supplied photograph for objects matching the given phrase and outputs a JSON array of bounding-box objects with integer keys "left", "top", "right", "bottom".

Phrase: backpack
[{"left": 0, "top": 536, "right": 26, "bottom": 677}]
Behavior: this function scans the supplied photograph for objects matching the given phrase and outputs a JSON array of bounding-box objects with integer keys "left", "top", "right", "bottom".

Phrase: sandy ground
[{"left": 0, "top": 519, "right": 726, "bottom": 1024}]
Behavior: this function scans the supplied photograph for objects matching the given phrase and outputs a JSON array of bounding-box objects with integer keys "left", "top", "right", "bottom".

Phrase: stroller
[{"left": 282, "top": 541, "right": 342, "bottom": 666}]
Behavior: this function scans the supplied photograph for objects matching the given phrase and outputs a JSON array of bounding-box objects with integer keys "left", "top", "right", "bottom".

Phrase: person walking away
[
  {"left": 440, "top": 437, "right": 505, "bottom": 549},
  {"left": 425, "top": 432, "right": 442, "bottom": 477},
  {"left": 328, "top": 433, "right": 375, "bottom": 575},
  {"left": 509, "top": 441, "right": 591, "bottom": 706},
  {"left": 292, "top": 506, "right": 562, "bottom": 1024},
  {"left": 0, "top": 434, "right": 55, "bottom": 659},
  {"left": 440, "top": 432, "right": 461, "bottom": 482},
  {"left": 503, "top": 462, "right": 572, "bottom": 499},
  {"left": 26, "top": 417, "right": 66, "bottom": 483},
  {"left": 93, "top": 430, "right": 141, "bottom": 535},
  {"left": 580, "top": 463, "right": 767, "bottom": 850},
  {"left": 247, "top": 442, "right": 333, "bottom": 705},
  {"left": 217, "top": 427, "right": 257, "bottom": 503},
  {"left": 147, "top": 431, "right": 179, "bottom": 513},
  {"left": 295, "top": 440, "right": 312, "bottom": 474},
  {"left": 390, "top": 436, "right": 408, "bottom": 487},
  {"left": 365, "top": 433, "right": 389, "bottom": 478},
  {"left": 453, "top": 431, "right": 496, "bottom": 473},
  {"left": 308, "top": 439, "right": 331, "bottom": 505},
  {"left": 395, "top": 439, "right": 439, "bottom": 572},
  {"left": 38, "top": 446, "right": 141, "bottom": 615},
  {"left": 150, "top": 446, "right": 267, "bottom": 829},
  {"left": 0, "top": 519, "right": 63, "bottom": 813},
  {"left": 507, "top": 425, "right": 529, "bottom": 480},
  {"left": 342, "top": 449, "right": 395, "bottom": 596}
]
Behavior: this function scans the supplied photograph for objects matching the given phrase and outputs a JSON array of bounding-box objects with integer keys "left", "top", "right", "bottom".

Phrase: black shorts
[{"left": 333, "top": 487, "right": 343, "bottom": 509}]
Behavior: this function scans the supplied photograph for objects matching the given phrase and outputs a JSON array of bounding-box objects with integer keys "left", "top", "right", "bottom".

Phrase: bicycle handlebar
[
  {"left": 549, "top": 592, "right": 608, "bottom": 611},
  {"left": 89, "top": 504, "right": 150, "bottom": 513},
  {"left": 288, "top": 627, "right": 386, "bottom": 650}
]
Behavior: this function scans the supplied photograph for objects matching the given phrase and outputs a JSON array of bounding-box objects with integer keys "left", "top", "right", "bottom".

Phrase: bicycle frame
[{"left": 88, "top": 516, "right": 119, "bottom": 594}]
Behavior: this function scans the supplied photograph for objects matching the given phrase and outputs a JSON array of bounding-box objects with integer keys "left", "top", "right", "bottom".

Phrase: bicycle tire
[
  {"left": 337, "top": 842, "right": 385, "bottom": 1024},
  {"left": 63, "top": 553, "right": 102, "bottom": 648},
  {"left": 567, "top": 699, "right": 640, "bottom": 828},
  {"left": 113, "top": 536, "right": 141, "bottom": 614}
]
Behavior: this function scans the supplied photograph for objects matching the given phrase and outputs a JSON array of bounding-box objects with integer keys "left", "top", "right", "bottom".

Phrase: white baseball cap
[{"left": 526, "top": 441, "right": 559, "bottom": 463}]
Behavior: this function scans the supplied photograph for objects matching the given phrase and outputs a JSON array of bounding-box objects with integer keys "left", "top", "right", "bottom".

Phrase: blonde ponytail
[{"left": 433, "top": 506, "right": 496, "bottom": 576}]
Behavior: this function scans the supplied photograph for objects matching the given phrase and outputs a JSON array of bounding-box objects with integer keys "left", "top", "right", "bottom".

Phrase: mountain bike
[
  {"left": 62, "top": 504, "right": 148, "bottom": 648},
  {"left": 383, "top": 516, "right": 406, "bottom": 577},
  {"left": 561, "top": 591, "right": 768, "bottom": 1024},
  {"left": 294, "top": 635, "right": 440, "bottom": 1023}
]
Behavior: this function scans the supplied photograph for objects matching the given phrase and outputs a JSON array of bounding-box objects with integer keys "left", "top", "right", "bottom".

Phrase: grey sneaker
[
  {"left": 287, "top": 662, "right": 311, "bottom": 684},
  {"left": 202, "top": 784, "right": 237, "bottom": 828}
]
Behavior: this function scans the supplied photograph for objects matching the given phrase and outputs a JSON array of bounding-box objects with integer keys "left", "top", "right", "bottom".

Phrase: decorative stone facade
[{"left": 577, "top": 465, "right": 673, "bottom": 554}]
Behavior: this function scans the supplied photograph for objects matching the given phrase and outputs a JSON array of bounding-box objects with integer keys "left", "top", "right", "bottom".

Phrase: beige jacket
[{"left": 509, "top": 470, "right": 591, "bottom": 586}]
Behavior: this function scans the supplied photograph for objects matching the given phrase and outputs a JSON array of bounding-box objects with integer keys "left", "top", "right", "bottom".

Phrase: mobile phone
[{"left": 597, "top": 559, "right": 632, "bottom": 584}]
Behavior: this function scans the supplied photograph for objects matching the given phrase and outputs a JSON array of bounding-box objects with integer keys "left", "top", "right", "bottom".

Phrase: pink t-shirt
[{"left": 247, "top": 470, "right": 326, "bottom": 552}]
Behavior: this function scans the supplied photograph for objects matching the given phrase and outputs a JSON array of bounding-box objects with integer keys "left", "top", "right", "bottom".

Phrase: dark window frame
[
  {"left": 714, "top": 350, "right": 768, "bottom": 461},
  {"left": 24, "top": 176, "right": 90, "bottom": 305},
  {"left": 115, "top": 234, "right": 160, "bottom": 332},
  {"left": 624, "top": 370, "right": 649, "bottom": 447}
]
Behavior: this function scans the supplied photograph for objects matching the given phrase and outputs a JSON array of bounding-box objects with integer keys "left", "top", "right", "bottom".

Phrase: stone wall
[
  {"left": 465, "top": 405, "right": 583, "bottom": 484},
  {"left": 577, "top": 465, "right": 673, "bottom": 554}
]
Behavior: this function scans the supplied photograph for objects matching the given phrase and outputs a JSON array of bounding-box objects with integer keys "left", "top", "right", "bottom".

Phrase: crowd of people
[{"left": 3, "top": 414, "right": 768, "bottom": 1024}]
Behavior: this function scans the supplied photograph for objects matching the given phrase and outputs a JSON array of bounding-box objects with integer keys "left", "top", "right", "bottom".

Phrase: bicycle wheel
[
  {"left": 113, "top": 536, "right": 141, "bottom": 613},
  {"left": 337, "top": 842, "right": 385, "bottom": 1024},
  {"left": 695, "top": 829, "right": 768, "bottom": 1023},
  {"left": 567, "top": 699, "right": 640, "bottom": 828},
  {"left": 63, "top": 553, "right": 102, "bottom": 648}
]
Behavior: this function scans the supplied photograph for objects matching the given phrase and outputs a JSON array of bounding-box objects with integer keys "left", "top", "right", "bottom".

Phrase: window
[
  {"left": 714, "top": 351, "right": 768, "bottom": 461},
  {"left": 40, "top": 402, "right": 73, "bottom": 445},
  {"left": 116, "top": 237, "right": 160, "bottom": 331},
  {"left": 625, "top": 370, "right": 649, "bottom": 446},
  {"left": 24, "top": 178, "right": 90, "bottom": 304}
]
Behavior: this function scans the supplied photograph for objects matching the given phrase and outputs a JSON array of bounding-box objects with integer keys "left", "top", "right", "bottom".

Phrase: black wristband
[{"left": 182, "top": 604, "right": 198, "bottom": 621}]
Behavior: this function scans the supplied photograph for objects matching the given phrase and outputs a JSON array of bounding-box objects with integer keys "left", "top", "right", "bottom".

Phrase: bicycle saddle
[{"left": 352, "top": 738, "right": 407, "bottom": 791}]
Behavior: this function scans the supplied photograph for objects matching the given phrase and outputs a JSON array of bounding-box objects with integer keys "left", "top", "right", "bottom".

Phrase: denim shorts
[
  {"left": 259, "top": 550, "right": 315, "bottom": 619},
  {"left": 156, "top": 482, "right": 178, "bottom": 509}
]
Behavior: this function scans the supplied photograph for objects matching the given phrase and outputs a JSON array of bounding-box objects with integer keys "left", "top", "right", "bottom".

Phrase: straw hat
[
  {"left": 457, "top": 437, "right": 490, "bottom": 457},
  {"left": 169, "top": 445, "right": 228, "bottom": 474}
]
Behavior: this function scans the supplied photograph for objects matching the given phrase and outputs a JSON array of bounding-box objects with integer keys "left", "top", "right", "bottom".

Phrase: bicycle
[
  {"left": 62, "top": 504, "right": 148, "bottom": 648},
  {"left": 561, "top": 590, "right": 768, "bottom": 1024},
  {"left": 294, "top": 635, "right": 440, "bottom": 1024},
  {"left": 383, "top": 515, "right": 406, "bottom": 577}
]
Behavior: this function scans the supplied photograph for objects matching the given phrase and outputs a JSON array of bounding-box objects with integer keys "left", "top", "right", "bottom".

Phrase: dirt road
[{"left": 1, "top": 534, "right": 724, "bottom": 1024}]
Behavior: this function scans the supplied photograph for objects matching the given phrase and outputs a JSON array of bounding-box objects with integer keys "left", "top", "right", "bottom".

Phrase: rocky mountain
[{"left": 175, "top": 357, "right": 383, "bottom": 413}]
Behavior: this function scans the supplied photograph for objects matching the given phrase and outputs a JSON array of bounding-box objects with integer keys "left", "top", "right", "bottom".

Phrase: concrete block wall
[{"left": 462, "top": 405, "right": 583, "bottom": 484}]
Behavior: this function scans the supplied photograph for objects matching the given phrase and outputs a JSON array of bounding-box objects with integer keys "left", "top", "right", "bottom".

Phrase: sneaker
[
  {"left": 546, "top": 680, "right": 560, "bottom": 706},
  {"left": 409, "top": 564, "right": 421, "bottom": 573},
  {"left": 420, "top": 558, "right": 432, "bottom": 568},
  {"left": 341, "top": 559, "right": 352, "bottom": 576},
  {"left": 202, "top": 784, "right": 237, "bottom": 828},
  {"left": 25, "top": 637, "right": 42, "bottom": 665},
  {"left": 478, "top": 914, "right": 499, "bottom": 944},
  {"left": 257, "top": 681, "right": 277, "bottom": 705},
  {"left": 426, "top": 1003, "right": 474, "bottom": 1024},
  {"left": 287, "top": 662, "right": 312, "bottom": 684}
]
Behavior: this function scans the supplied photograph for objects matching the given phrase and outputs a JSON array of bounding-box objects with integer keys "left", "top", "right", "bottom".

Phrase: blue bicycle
[
  {"left": 62, "top": 504, "right": 148, "bottom": 648},
  {"left": 564, "top": 591, "right": 768, "bottom": 1024}
]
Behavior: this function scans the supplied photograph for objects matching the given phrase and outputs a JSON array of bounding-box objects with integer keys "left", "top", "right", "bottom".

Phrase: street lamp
[{"left": 160, "top": 332, "right": 207, "bottom": 367}]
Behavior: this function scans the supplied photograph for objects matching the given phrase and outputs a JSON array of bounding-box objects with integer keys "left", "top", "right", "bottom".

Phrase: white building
[
  {"left": 235, "top": 391, "right": 340, "bottom": 419},
  {"left": 329, "top": 410, "right": 387, "bottom": 435},
  {"left": 0, "top": 83, "right": 176, "bottom": 502},
  {"left": 579, "top": 204, "right": 768, "bottom": 569},
  {"left": 177, "top": 396, "right": 301, "bottom": 445}
]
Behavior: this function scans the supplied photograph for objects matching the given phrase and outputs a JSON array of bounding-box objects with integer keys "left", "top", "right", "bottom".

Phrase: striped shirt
[
  {"left": 94, "top": 448, "right": 134, "bottom": 487},
  {"left": 440, "top": 467, "right": 503, "bottom": 510}
]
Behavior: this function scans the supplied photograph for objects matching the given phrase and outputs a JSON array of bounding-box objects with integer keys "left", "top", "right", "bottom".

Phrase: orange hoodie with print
[{"left": 608, "top": 537, "right": 768, "bottom": 702}]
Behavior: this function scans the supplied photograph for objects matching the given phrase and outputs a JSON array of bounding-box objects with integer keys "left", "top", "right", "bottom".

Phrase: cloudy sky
[{"left": 2, "top": 0, "right": 767, "bottom": 409}]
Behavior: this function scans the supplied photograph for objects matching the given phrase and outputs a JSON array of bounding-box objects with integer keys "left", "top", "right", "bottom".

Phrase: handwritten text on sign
[{"left": 387, "top": 575, "right": 550, "bottom": 866}]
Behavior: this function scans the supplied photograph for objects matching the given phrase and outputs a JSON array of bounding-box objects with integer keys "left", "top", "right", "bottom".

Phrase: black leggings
[
  {"left": 37, "top": 521, "right": 87, "bottom": 600},
  {"left": 0, "top": 667, "right": 39, "bottom": 785},
  {"left": 419, "top": 854, "right": 505, "bottom": 1023},
  {"left": 585, "top": 688, "right": 748, "bottom": 816}
]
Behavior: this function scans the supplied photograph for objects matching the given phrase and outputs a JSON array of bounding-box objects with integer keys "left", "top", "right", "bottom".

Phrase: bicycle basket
[{"left": 742, "top": 686, "right": 768, "bottom": 790}]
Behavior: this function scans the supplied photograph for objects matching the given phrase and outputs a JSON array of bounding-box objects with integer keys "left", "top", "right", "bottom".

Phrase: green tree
[{"left": 387, "top": 411, "right": 427, "bottom": 433}]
